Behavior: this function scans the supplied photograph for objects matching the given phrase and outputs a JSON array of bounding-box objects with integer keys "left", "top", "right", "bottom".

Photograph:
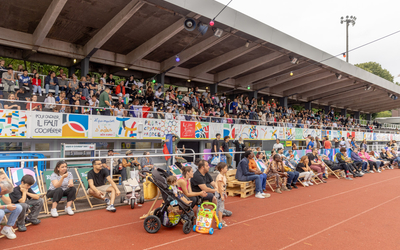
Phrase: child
[
  {"left": 166, "top": 176, "right": 192, "bottom": 206},
  {"left": 9, "top": 175, "right": 43, "bottom": 232},
  {"left": 216, "top": 162, "right": 228, "bottom": 227}
]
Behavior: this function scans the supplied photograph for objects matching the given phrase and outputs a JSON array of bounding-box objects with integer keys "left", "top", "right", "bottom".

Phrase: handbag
[{"left": 211, "top": 156, "right": 221, "bottom": 165}]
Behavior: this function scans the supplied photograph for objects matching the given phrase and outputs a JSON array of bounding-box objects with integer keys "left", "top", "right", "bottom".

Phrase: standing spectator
[
  {"left": 323, "top": 136, "right": 332, "bottom": 149},
  {"left": 2, "top": 68, "right": 16, "bottom": 93},
  {"left": 333, "top": 137, "right": 340, "bottom": 148},
  {"left": 45, "top": 71, "right": 59, "bottom": 96},
  {"left": 32, "top": 73, "right": 42, "bottom": 96},
  {"left": 221, "top": 136, "right": 232, "bottom": 168},
  {"left": 99, "top": 88, "right": 111, "bottom": 115},
  {"left": 211, "top": 133, "right": 221, "bottom": 157},
  {"left": 272, "top": 138, "right": 284, "bottom": 151},
  {"left": 79, "top": 77, "right": 89, "bottom": 99},
  {"left": 307, "top": 137, "right": 315, "bottom": 149}
]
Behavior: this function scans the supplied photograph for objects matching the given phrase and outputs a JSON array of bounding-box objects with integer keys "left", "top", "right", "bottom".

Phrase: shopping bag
[
  {"left": 210, "top": 156, "right": 221, "bottom": 165},
  {"left": 143, "top": 175, "right": 157, "bottom": 200}
]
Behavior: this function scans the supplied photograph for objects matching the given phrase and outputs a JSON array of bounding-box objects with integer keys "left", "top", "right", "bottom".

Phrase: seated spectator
[
  {"left": 367, "top": 151, "right": 385, "bottom": 171},
  {"left": 58, "top": 74, "right": 69, "bottom": 93},
  {"left": 15, "top": 86, "right": 31, "bottom": 103},
  {"left": 26, "top": 95, "right": 42, "bottom": 111},
  {"left": 45, "top": 71, "right": 59, "bottom": 96},
  {"left": 335, "top": 147, "right": 361, "bottom": 178},
  {"left": 44, "top": 92, "right": 56, "bottom": 110},
  {"left": 89, "top": 77, "right": 97, "bottom": 97},
  {"left": 68, "top": 76, "right": 79, "bottom": 95},
  {"left": 56, "top": 91, "right": 67, "bottom": 104},
  {"left": 4, "top": 94, "right": 21, "bottom": 110},
  {"left": 191, "top": 160, "right": 218, "bottom": 204},
  {"left": 277, "top": 148, "right": 299, "bottom": 190},
  {"left": 89, "top": 95, "right": 99, "bottom": 108},
  {"left": 307, "top": 148, "right": 327, "bottom": 182},
  {"left": 2, "top": 67, "right": 16, "bottom": 92},
  {"left": 268, "top": 154, "right": 289, "bottom": 193},
  {"left": 176, "top": 166, "right": 207, "bottom": 208},
  {"left": 359, "top": 148, "right": 379, "bottom": 173},
  {"left": 72, "top": 100, "right": 81, "bottom": 114},
  {"left": 114, "top": 103, "right": 127, "bottom": 117},
  {"left": 139, "top": 152, "right": 154, "bottom": 172},
  {"left": 115, "top": 81, "right": 127, "bottom": 98},
  {"left": 0, "top": 178, "right": 22, "bottom": 239},
  {"left": 19, "top": 69, "right": 31, "bottom": 92},
  {"left": 248, "top": 152, "right": 270, "bottom": 195},
  {"left": 87, "top": 159, "right": 120, "bottom": 212},
  {"left": 236, "top": 151, "right": 267, "bottom": 198},
  {"left": 121, "top": 150, "right": 140, "bottom": 181},
  {"left": 350, "top": 148, "right": 368, "bottom": 173},
  {"left": 296, "top": 156, "right": 314, "bottom": 186},
  {"left": 9, "top": 175, "right": 43, "bottom": 230},
  {"left": 32, "top": 73, "right": 42, "bottom": 96},
  {"left": 145, "top": 87, "right": 154, "bottom": 103},
  {"left": 46, "top": 161, "right": 76, "bottom": 217}
]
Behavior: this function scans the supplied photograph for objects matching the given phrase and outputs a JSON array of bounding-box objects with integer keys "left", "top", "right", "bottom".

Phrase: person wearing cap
[
  {"left": 121, "top": 150, "right": 139, "bottom": 181},
  {"left": 101, "top": 150, "right": 121, "bottom": 175}
]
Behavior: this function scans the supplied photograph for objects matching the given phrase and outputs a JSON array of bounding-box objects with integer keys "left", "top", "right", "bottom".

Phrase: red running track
[{"left": 2, "top": 170, "right": 400, "bottom": 250}]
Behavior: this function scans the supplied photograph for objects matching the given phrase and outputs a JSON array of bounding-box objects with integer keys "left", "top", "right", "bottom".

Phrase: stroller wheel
[
  {"left": 183, "top": 220, "right": 192, "bottom": 234},
  {"left": 139, "top": 196, "right": 145, "bottom": 204},
  {"left": 131, "top": 200, "right": 135, "bottom": 209},
  {"left": 144, "top": 215, "right": 161, "bottom": 234}
]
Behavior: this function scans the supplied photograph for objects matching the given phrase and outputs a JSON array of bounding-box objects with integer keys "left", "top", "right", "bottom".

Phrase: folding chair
[
  {"left": 74, "top": 168, "right": 107, "bottom": 208},
  {"left": 311, "top": 170, "right": 323, "bottom": 184},
  {"left": 169, "top": 165, "right": 183, "bottom": 179},
  {"left": 41, "top": 170, "right": 76, "bottom": 214},
  {"left": 8, "top": 167, "right": 48, "bottom": 214},
  {"left": 326, "top": 166, "right": 344, "bottom": 179}
]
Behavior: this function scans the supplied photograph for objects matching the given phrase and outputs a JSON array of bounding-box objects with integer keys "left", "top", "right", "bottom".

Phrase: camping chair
[
  {"left": 169, "top": 165, "right": 183, "bottom": 179},
  {"left": 326, "top": 166, "right": 344, "bottom": 179},
  {"left": 74, "top": 168, "right": 107, "bottom": 208},
  {"left": 42, "top": 170, "right": 76, "bottom": 214},
  {"left": 8, "top": 167, "right": 48, "bottom": 214}
]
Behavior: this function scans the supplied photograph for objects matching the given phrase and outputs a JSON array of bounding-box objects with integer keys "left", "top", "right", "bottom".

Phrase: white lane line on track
[
  {"left": 279, "top": 195, "right": 400, "bottom": 250},
  {"left": 5, "top": 175, "right": 400, "bottom": 250}
]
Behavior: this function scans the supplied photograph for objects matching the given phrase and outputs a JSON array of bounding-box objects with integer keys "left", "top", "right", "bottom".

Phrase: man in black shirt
[
  {"left": 9, "top": 175, "right": 43, "bottom": 231},
  {"left": 222, "top": 136, "right": 232, "bottom": 168},
  {"left": 191, "top": 160, "right": 217, "bottom": 204},
  {"left": 87, "top": 159, "right": 120, "bottom": 212},
  {"left": 211, "top": 133, "right": 221, "bottom": 157}
]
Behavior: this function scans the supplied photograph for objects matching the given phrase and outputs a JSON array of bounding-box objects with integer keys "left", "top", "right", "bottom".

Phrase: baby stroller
[{"left": 143, "top": 168, "right": 195, "bottom": 234}]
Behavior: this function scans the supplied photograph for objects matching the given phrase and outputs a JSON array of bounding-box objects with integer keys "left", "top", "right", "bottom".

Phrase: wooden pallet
[{"left": 226, "top": 187, "right": 255, "bottom": 198}]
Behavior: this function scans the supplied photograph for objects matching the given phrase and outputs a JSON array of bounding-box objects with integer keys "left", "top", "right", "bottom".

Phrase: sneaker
[
  {"left": 303, "top": 182, "right": 309, "bottom": 187},
  {"left": 345, "top": 177, "right": 353, "bottom": 180},
  {"left": 286, "top": 184, "right": 292, "bottom": 190},
  {"left": 17, "top": 224, "right": 27, "bottom": 232},
  {"left": 26, "top": 218, "right": 41, "bottom": 225},
  {"left": 65, "top": 206, "right": 74, "bottom": 216},
  {"left": 281, "top": 186, "right": 290, "bottom": 191},
  {"left": 104, "top": 198, "right": 110, "bottom": 205},
  {"left": 1, "top": 227, "right": 16, "bottom": 239},
  {"left": 369, "top": 170, "right": 374, "bottom": 173},
  {"left": 275, "top": 188, "right": 282, "bottom": 194},
  {"left": 106, "top": 204, "right": 116, "bottom": 212},
  {"left": 291, "top": 184, "right": 298, "bottom": 189},
  {"left": 262, "top": 193, "right": 271, "bottom": 198},
  {"left": 255, "top": 192, "right": 265, "bottom": 199},
  {"left": 222, "top": 209, "right": 232, "bottom": 217},
  {"left": 51, "top": 208, "right": 59, "bottom": 218},
  {"left": 377, "top": 169, "right": 381, "bottom": 173},
  {"left": 307, "top": 181, "right": 314, "bottom": 186}
]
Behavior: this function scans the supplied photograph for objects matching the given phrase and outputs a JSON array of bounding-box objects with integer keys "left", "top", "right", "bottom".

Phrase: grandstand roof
[{"left": 0, "top": 0, "right": 399, "bottom": 113}]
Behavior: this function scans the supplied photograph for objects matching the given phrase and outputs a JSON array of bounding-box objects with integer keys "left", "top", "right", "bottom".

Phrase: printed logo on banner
[
  {"left": 0, "top": 110, "right": 27, "bottom": 137},
  {"left": 195, "top": 122, "right": 209, "bottom": 139},
  {"left": 295, "top": 128, "right": 303, "bottom": 140},
  {"left": 181, "top": 121, "right": 196, "bottom": 138},
  {"left": 285, "top": 128, "right": 294, "bottom": 140}
]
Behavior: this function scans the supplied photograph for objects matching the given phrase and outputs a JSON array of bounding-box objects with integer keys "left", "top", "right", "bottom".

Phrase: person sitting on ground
[
  {"left": 167, "top": 176, "right": 192, "bottom": 206},
  {"left": 215, "top": 162, "right": 229, "bottom": 227},
  {"left": 87, "top": 159, "right": 121, "bottom": 212},
  {"left": 236, "top": 151, "right": 268, "bottom": 198},
  {"left": 176, "top": 166, "right": 207, "bottom": 208},
  {"left": 248, "top": 152, "right": 270, "bottom": 195},
  {"left": 190, "top": 160, "right": 218, "bottom": 204},
  {"left": 46, "top": 161, "right": 76, "bottom": 218},
  {"left": 139, "top": 152, "right": 154, "bottom": 172},
  {"left": 9, "top": 175, "right": 43, "bottom": 230},
  {"left": 295, "top": 156, "right": 314, "bottom": 186},
  {"left": 0, "top": 176, "right": 23, "bottom": 239},
  {"left": 269, "top": 154, "right": 289, "bottom": 193}
]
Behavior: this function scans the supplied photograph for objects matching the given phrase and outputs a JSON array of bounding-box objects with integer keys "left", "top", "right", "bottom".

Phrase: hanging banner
[
  {"left": 92, "top": 116, "right": 138, "bottom": 139},
  {"left": 209, "top": 123, "right": 223, "bottom": 139},
  {"left": 32, "top": 112, "right": 88, "bottom": 138},
  {"left": 143, "top": 119, "right": 179, "bottom": 139},
  {"left": 295, "top": 128, "right": 303, "bottom": 140},
  {"left": 181, "top": 121, "right": 209, "bottom": 139},
  {"left": 0, "top": 110, "right": 28, "bottom": 137}
]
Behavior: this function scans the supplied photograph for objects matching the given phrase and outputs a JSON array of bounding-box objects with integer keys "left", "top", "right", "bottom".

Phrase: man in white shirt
[
  {"left": 272, "top": 139, "right": 284, "bottom": 151},
  {"left": 89, "top": 95, "right": 99, "bottom": 107},
  {"left": 346, "top": 135, "right": 352, "bottom": 148}
]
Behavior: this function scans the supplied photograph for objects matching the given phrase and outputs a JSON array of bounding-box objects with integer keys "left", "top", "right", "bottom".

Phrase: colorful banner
[
  {"left": 32, "top": 112, "right": 88, "bottom": 138},
  {"left": 0, "top": 110, "right": 27, "bottom": 137},
  {"left": 295, "top": 128, "right": 303, "bottom": 140},
  {"left": 92, "top": 116, "right": 137, "bottom": 139},
  {"left": 181, "top": 121, "right": 209, "bottom": 139},
  {"left": 143, "top": 119, "right": 179, "bottom": 139}
]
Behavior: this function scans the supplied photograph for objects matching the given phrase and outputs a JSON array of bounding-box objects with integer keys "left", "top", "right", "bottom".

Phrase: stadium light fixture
[{"left": 340, "top": 15, "right": 356, "bottom": 62}]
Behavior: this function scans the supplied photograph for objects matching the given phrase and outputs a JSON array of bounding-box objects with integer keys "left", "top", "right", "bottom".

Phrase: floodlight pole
[{"left": 341, "top": 16, "right": 356, "bottom": 63}]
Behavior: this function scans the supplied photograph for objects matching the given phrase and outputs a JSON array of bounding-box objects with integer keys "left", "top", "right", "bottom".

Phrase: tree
[{"left": 355, "top": 62, "right": 394, "bottom": 82}]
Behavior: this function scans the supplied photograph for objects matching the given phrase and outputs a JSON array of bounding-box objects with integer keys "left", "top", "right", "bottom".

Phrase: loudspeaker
[{"left": 184, "top": 18, "right": 196, "bottom": 31}]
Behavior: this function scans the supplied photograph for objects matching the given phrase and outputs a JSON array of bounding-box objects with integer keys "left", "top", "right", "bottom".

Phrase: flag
[
  {"left": 163, "top": 134, "right": 173, "bottom": 161},
  {"left": 129, "top": 105, "right": 150, "bottom": 118}
]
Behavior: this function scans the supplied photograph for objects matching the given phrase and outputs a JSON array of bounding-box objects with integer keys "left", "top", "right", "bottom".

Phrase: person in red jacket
[
  {"left": 31, "top": 73, "right": 42, "bottom": 96},
  {"left": 115, "top": 81, "right": 128, "bottom": 98}
]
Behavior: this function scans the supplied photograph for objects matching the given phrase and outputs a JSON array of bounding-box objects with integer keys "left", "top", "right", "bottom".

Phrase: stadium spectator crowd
[{"left": 0, "top": 63, "right": 390, "bottom": 132}]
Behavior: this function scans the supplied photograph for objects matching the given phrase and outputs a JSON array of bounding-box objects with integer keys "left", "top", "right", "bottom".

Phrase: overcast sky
[{"left": 216, "top": 0, "right": 400, "bottom": 80}]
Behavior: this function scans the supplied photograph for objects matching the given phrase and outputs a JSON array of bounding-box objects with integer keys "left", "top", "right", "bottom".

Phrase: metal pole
[{"left": 346, "top": 22, "right": 349, "bottom": 63}]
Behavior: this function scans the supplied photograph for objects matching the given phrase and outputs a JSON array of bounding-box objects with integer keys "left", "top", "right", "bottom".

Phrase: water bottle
[{"left": 118, "top": 177, "right": 121, "bottom": 185}]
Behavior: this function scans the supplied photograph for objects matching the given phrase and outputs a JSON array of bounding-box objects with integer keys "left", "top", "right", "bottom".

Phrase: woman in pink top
[
  {"left": 358, "top": 148, "right": 379, "bottom": 173},
  {"left": 176, "top": 166, "right": 207, "bottom": 208}
]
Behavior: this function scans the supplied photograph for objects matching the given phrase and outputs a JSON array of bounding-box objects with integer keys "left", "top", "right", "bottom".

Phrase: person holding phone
[{"left": 46, "top": 161, "right": 76, "bottom": 218}]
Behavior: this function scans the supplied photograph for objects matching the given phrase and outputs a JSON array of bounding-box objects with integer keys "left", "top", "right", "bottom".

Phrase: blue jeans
[
  {"left": 258, "top": 173, "right": 267, "bottom": 191},
  {"left": 0, "top": 204, "right": 23, "bottom": 226},
  {"left": 246, "top": 174, "right": 262, "bottom": 193},
  {"left": 354, "top": 161, "right": 368, "bottom": 171},
  {"left": 45, "top": 84, "right": 59, "bottom": 96},
  {"left": 287, "top": 171, "right": 299, "bottom": 185}
]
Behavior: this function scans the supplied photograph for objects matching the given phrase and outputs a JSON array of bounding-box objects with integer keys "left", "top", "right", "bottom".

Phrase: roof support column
[
  {"left": 248, "top": 91, "right": 258, "bottom": 102},
  {"left": 81, "top": 57, "right": 89, "bottom": 77},
  {"left": 305, "top": 102, "right": 311, "bottom": 110},
  {"left": 354, "top": 111, "right": 360, "bottom": 121},
  {"left": 210, "top": 83, "right": 218, "bottom": 97},
  {"left": 156, "top": 73, "right": 165, "bottom": 91},
  {"left": 324, "top": 105, "right": 330, "bottom": 115},
  {"left": 279, "top": 97, "right": 288, "bottom": 109},
  {"left": 366, "top": 113, "right": 371, "bottom": 121},
  {"left": 341, "top": 108, "right": 347, "bottom": 117}
]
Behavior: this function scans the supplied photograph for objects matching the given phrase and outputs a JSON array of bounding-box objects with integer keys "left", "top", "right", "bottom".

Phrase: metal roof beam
[
  {"left": 271, "top": 70, "right": 331, "bottom": 94},
  {"left": 283, "top": 76, "right": 349, "bottom": 97},
  {"left": 32, "top": 0, "right": 67, "bottom": 49},
  {"left": 84, "top": 0, "right": 144, "bottom": 57}
]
